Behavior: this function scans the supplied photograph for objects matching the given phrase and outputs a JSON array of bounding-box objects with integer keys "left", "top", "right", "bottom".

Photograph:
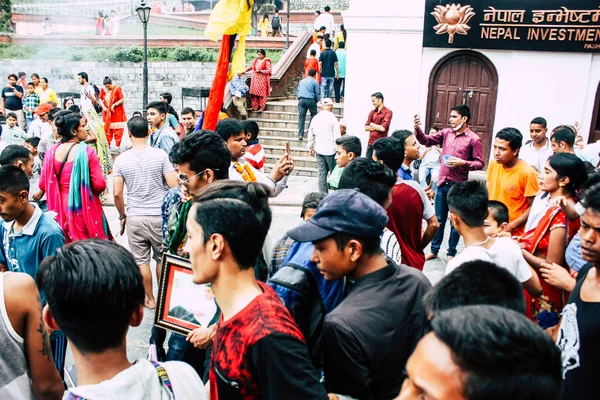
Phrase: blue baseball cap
[{"left": 287, "top": 189, "right": 389, "bottom": 242}]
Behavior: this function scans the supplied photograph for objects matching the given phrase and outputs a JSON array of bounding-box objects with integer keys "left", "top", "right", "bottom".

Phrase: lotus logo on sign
[{"left": 431, "top": 4, "right": 476, "bottom": 43}]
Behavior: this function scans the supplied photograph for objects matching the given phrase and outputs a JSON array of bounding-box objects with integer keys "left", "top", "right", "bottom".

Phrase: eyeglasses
[{"left": 178, "top": 168, "right": 218, "bottom": 185}]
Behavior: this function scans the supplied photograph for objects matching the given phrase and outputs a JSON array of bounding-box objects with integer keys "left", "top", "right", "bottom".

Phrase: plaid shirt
[
  {"left": 22, "top": 93, "right": 40, "bottom": 119},
  {"left": 269, "top": 233, "right": 296, "bottom": 278}
]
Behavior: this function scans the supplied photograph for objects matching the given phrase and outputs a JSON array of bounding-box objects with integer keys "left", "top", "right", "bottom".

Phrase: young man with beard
[
  {"left": 288, "top": 189, "right": 431, "bottom": 400},
  {"left": 180, "top": 107, "right": 197, "bottom": 136},
  {"left": 216, "top": 118, "right": 292, "bottom": 197},
  {"left": 414, "top": 105, "right": 484, "bottom": 261},
  {"left": 486, "top": 128, "right": 539, "bottom": 236},
  {"left": 520, "top": 117, "right": 553, "bottom": 172},
  {"left": 364, "top": 92, "right": 393, "bottom": 160},
  {"left": 146, "top": 101, "right": 180, "bottom": 155}
]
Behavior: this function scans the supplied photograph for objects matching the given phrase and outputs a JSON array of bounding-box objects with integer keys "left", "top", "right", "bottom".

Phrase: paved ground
[{"left": 65, "top": 174, "right": 460, "bottom": 368}]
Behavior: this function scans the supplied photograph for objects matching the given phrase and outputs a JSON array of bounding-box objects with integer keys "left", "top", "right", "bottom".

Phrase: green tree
[{"left": 0, "top": 0, "right": 13, "bottom": 32}]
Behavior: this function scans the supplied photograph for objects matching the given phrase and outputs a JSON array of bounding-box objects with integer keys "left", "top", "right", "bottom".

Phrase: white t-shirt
[
  {"left": 63, "top": 359, "right": 207, "bottom": 400},
  {"left": 381, "top": 228, "right": 401, "bottom": 265},
  {"left": 80, "top": 84, "right": 95, "bottom": 114},
  {"left": 445, "top": 237, "right": 533, "bottom": 283}
]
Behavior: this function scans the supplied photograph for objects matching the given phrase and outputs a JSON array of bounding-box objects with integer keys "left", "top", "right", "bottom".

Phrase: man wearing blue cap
[{"left": 288, "top": 189, "right": 431, "bottom": 400}]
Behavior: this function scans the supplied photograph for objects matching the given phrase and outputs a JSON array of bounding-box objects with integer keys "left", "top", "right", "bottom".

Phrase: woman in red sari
[
  {"left": 519, "top": 153, "right": 588, "bottom": 328},
  {"left": 99, "top": 76, "right": 127, "bottom": 147},
  {"left": 246, "top": 49, "right": 272, "bottom": 112}
]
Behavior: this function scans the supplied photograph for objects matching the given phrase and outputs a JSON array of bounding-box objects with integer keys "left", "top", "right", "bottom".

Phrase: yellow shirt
[
  {"left": 38, "top": 88, "right": 58, "bottom": 104},
  {"left": 487, "top": 159, "right": 539, "bottom": 224}
]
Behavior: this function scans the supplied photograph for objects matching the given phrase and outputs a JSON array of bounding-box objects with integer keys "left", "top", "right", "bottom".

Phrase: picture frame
[{"left": 155, "top": 253, "right": 218, "bottom": 336}]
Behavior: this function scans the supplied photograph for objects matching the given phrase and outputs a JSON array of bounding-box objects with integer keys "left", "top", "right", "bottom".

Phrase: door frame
[
  {"left": 589, "top": 81, "right": 600, "bottom": 144},
  {"left": 426, "top": 50, "right": 499, "bottom": 162}
]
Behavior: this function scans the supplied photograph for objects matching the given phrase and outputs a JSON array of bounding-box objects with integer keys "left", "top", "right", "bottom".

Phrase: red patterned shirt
[{"left": 209, "top": 281, "right": 327, "bottom": 400}]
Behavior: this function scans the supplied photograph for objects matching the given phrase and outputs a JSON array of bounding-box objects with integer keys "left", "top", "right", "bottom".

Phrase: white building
[{"left": 342, "top": 0, "right": 600, "bottom": 162}]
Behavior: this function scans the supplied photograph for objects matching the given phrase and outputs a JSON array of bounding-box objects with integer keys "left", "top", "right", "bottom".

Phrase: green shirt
[
  {"left": 328, "top": 165, "right": 344, "bottom": 190},
  {"left": 3, "top": 125, "right": 28, "bottom": 145}
]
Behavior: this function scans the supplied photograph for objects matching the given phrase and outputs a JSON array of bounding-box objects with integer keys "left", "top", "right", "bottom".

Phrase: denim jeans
[
  {"left": 419, "top": 165, "right": 440, "bottom": 193},
  {"left": 320, "top": 76, "right": 335, "bottom": 99},
  {"left": 297, "top": 98, "right": 318, "bottom": 138},
  {"left": 430, "top": 182, "right": 460, "bottom": 256},
  {"left": 316, "top": 153, "right": 336, "bottom": 193}
]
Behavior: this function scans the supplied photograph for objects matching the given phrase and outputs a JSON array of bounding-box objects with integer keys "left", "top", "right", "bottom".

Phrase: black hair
[
  {"left": 530, "top": 117, "right": 547, "bottom": 128},
  {"left": 308, "top": 68, "right": 317, "bottom": 77},
  {"left": 49, "top": 108, "right": 70, "bottom": 122},
  {"left": 146, "top": 101, "right": 167, "bottom": 115},
  {"left": 40, "top": 77, "right": 48, "bottom": 85},
  {"left": 241, "top": 120, "right": 260, "bottom": 141},
  {"left": 447, "top": 180, "right": 489, "bottom": 228},
  {"left": 325, "top": 39, "right": 332, "bottom": 48},
  {"left": 338, "top": 158, "right": 396, "bottom": 207},
  {"left": 315, "top": 10, "right": 321, "bottom": 15},
  {"left": 338, "top": 41, "right": 345, "bottom": 49},
  {"left": 430, "top": 126, "right": 440, "bottom": 132},
  {"left": 62, "top": 97, "right": 74, "bottom": 109},
  {"left": 372, "top": 137, "right": 404, "bottom": 172},
  {"left": 181, "top": 107, "right": 195, "bottom": 117},
  {"left": 31, "top": 73, "right": 40, "bottom": 80},
  {"left": 340, "top": 24, "right": 347, "bottom": 42},
  {"left": 301, "top": 192, "right": 326, "bottom": 219},
  {"left": 371, "top": 92, "right": 384, "bottom": 101},
  {"left": 127, "top": 116, "right": 149, "bottom": 138},
  {"left": 0, "top": 144, "right": 33, "bottom": 167},
  {"left": 324, "top": 5, "right": 331, "bottom": 11},
  {"left": 103, "top": 76, "right": 112, "bottom": 85},
  {"left": 257, "top": 49, "right": 267, "bottom": 57},
  {"left": 6, "top": 112, "right": 17, "bottom": 120},
  {"left": 581, "top": 172, "right": 600, "bottom": 213},
  {"left": 55, "top": 112, "right": 83, "bottom": 142},
  {"left": 27, "top": 82, "right": 34, "bottom": 88},
  {"left": 310, "top": 49, "right": 317, "bottom": 56},
  {"left": 25, "top": 136, "right": 41, "bottom": 148},
  {"left": 159, "top": 92, "right": 173, "bottom": 104},
  {"left": 68, "top": 105, "right": 81, "bottom": 115},
  {"left": 551, "top": 126, "right": 575, "bottom": 148},
  {"left": 216, "top": 118, "right": 244, "bottom": 142},
  {"left": 495, "top": 127, "right": 523, "bottom": 151},
  {"left": 431, "top": 305, "right": 562, "bottom": 400},
  {"left": 78, "top": 72, "right": 89, "bottom": 82},
  {"left": 132, "top": 111, "right": 143, "bottom": 117},
  {"left": 319, "top": 25, "right": 326, "bottom": 31},
  {"left": 451, "top": 104, "right": 471, "bottom": 123},
  {"left": 335, "top": 135, "right": 362, "bottom": 157},
  {"left": 424, "top": 260, "right": 526, "bottom": 315},
  {"left": 391, "top": 129, "right": 413, "bottom": 144},
  {"left": 0, "top": 165, "right": 30, "bottom": 195},
  {"left": 169, "top": 131, "right": 231, "bottom": 180},
  {"left": 547, "top": 153, "right": 588, "bottom": 197},
  {"left": 192, "top": 181, "right": 272, "bottom": 269},
  {"left": 18, "top": 72, "right": 25, "bottom": 78},
  {"left": 488, "top": 200, "right": 509, "bottom": 225},
  {"left": 7, "top": 73, "right": 17, "bottom": 81},
  {"left": 332, "top": 232, "right": 383, "bottom": 256},
  {"left": 37, "top": 240, "right": 145, "bottom": 354}
]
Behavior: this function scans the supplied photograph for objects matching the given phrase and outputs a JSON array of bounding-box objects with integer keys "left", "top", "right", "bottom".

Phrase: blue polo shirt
[
  {"left": 398, "top": 164, "right": 413, "bottom": 181},
  {"left": 0, "top": 205, "right": 65, "bottom": 303}
]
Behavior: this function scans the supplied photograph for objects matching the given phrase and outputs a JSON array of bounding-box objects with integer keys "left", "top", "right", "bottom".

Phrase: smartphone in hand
[{"left": 285, "top": 142, "right": 291, "bottom": 156}]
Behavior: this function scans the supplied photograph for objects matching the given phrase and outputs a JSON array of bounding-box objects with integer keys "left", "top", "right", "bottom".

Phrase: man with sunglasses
[{"left": 113, "top": 115, "right": 178, "bottom": 309}]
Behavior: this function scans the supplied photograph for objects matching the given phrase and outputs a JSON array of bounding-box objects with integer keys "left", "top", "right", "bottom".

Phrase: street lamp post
[
  {"left": 285, "top": 0, "right": 291, "bottom": 49},
  {"left": 136, "top": 1, "right": 151, "bottom": 113}
]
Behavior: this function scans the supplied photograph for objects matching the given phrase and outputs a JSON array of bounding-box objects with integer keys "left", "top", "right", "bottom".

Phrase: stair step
[
  {"left": 257, "top": 126, "right": 304, "bottom": 138},
  {"left": 260, "top": 136, "right": 305, "bottom": 147},
  {"left": 265, "top": 163, "right": 317, "bottom": 177},
  {"left": 253, "top": 117, "right": 344, "bottom": 130},
  {"left": 262, "top": 144, "right": 310, "bottom": 155},
  {"left": 265, "top": 153, "right": 316, "bottom": 169}
]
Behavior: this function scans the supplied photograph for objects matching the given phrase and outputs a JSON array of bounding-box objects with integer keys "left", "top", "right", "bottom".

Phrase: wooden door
[{"left": 427, "top": 51, "right": 498, "bottom": 164}]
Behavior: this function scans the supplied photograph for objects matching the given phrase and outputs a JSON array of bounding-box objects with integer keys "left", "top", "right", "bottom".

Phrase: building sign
[{"left": 423, "top": 0, "right": 600, "bottom": 52}]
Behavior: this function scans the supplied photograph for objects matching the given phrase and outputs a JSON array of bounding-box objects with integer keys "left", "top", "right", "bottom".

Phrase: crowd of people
[{"left": 1, "top": 29, "right": 600, "bottom": 400}]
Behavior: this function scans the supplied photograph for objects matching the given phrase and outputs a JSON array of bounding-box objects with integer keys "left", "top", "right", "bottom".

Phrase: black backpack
[
  {"left": 85, "top": 83, "right": 103, "bottom": 114},
  {"left": 271, "top": 15, "right": 281, "bottom": 29}
]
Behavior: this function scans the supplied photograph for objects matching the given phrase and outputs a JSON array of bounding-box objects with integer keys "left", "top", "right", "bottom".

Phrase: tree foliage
[{"left": 0, "top": 0, "right": 13, "bottom": 32}]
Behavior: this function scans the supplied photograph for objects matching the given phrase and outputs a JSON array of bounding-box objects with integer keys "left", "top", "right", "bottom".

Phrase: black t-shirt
[
  {"left": 559, "top": 263, "right": 600, "bottom": 400},
  {"left": 319, "top": 49, "right": 338, "bottom": 78},
  {"left": 2, "top": 86, "right": 24, "bottom": 110}
]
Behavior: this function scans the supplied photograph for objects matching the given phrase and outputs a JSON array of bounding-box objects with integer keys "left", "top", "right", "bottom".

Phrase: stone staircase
[{"left": 248, "top": 100, "right": 345, "bottom": 177}]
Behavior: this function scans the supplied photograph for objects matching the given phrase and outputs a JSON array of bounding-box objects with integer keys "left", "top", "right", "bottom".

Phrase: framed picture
[{"left": 155, "top": 253, "right": 218, "bottom": 336}]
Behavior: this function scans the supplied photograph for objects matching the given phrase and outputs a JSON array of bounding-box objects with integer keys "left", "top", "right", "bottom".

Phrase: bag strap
[
  {"left": 150, "top": 361, "right": 175, "bottom": 399},
  {"left": 57, "top": 143, "right": 77, "bottom": 180}
]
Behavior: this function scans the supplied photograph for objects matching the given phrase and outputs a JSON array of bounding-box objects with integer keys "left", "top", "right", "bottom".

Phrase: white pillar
[{"left": 342, "top": 0, "right": 426, "bottom": 154}]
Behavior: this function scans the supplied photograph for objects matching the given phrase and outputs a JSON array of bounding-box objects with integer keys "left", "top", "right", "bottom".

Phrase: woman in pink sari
[
  {"left": 40, "top": 112, "right": 110, "bottom": 243},
  {"left": 519, "top": 153, "right": 588, "bottom": 328},
  {"left": 99, "top": 76, "right": 127, "bottom": 147},
  {"left": 245, "top": 49, "right": 272, "bottom": 112}
]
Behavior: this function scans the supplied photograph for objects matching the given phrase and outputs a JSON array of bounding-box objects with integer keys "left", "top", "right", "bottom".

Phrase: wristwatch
[{"left": 119, "top": 215, "right": 126, "bottom": 220}]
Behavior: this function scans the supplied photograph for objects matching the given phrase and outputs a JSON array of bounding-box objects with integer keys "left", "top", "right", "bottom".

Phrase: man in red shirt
[
  {"left": 372, "top": 137, "right": 439, "bottom": 270},
  {"left": 184, "top": 181, "right": 327, "bottom": 400},
  {"left": 414, "top": 105, "right": 484, "bottom": 261},
  {"left": 365, "top": 92, "right": 393, "bottom": 159}
]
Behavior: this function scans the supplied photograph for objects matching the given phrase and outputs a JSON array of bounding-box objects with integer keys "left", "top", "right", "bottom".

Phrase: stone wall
[{"left": 0, "top": 59, "right": 217, "bottom": 114}]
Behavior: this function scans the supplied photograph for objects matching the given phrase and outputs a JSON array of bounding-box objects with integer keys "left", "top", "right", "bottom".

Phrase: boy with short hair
[
  {"left": 445, "top": 180, "right": 542, "bottom": 297},
  {"left": 329, "top": 134, "right": 361, "bottom": 190},
  {"left": 3, "top": 112, "right": 27, "bottom": 145},
  {"left": 242, "top": 120, "right": 266, "bottom": 172},
  {"left": 146, "top": 101, "right": 180, "bottom": 155},
  {"left": 38, "top": 240, "right": 207, "bottom": 399},
  {"left": 24, "top": 137, "right": 44, "bottom": 206},
  {"left": 484, "top": 200, "right": 510, "bottom": 238},
  {"left": 22, "top": 82, "right": 40, "bottom": 132}
]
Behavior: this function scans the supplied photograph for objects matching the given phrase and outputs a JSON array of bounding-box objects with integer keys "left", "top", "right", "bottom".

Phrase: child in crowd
[
  {"left": 329, "top": 135, "right": 361, "bottom": 190},
  {"left": 484, "top": 200, "right": 510, "bottom": 237},
  {"left": 22, "top": 82, "right": 40, "bottom": 132},
  {"left": 242, "top": 120, "right": 266, "bottom": 172},
  {"left": 3, "top": 112, "right": 28, "bottom": 145},
  {"left": 38, "top": 240, "right": 207, "bottom": 399},
  {"left": 24, "top": 136, "right": 44, "bottom": 207}
]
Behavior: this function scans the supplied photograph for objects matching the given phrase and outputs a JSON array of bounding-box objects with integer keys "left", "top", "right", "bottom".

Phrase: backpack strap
[
  {"left": 64, "top": 392, "right": 86, "bottom": 400},
  {"left": 150, "top": 361, "right": 175, "bottom": 399}
]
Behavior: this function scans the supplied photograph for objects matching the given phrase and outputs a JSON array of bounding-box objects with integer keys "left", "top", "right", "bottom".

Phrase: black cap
[{"left": 287, "top": 189, "right": 388, "bottom": 242}]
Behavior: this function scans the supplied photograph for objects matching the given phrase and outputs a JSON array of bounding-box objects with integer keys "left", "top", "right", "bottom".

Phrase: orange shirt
[
  {"left": 487, "top": 159, "right": 539, "bottom": 230},
  {"left": 304, "top": 57, "right": 320, "bottom": 82}
]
